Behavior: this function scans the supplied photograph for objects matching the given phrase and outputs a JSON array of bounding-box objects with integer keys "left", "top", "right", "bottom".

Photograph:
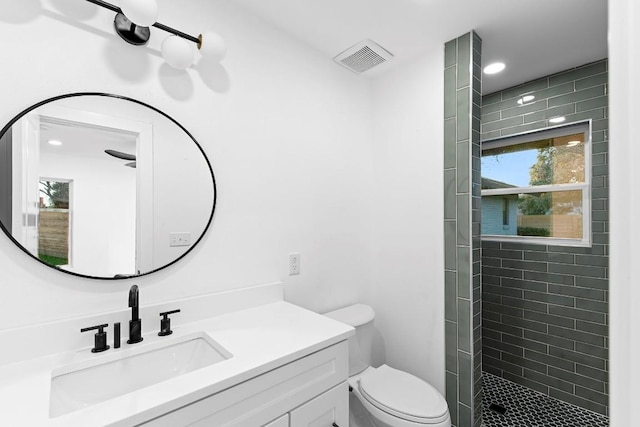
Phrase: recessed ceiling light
[
  {"left": 517, "top": 95, "right": 535, "bottom": 105},
  {"left": 48, "top": 139, "right": 62, "bottom": 146},
  {"left": 567, "top": 140, "right": 582, "bottom": 147},
  {"left": 549, "top": 116, "right": 566, "bottom": 124},
  {"left": 483, "top": 62, "right": 505, "bottom": 75}
]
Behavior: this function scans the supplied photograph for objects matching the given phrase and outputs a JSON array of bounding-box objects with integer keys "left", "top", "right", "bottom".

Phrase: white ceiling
[
  {"left": 235, "top": 0, "right": 608, "bottom": 94},
  {"left": 40, "top": 120, "right": 137, "bottom": 161}
]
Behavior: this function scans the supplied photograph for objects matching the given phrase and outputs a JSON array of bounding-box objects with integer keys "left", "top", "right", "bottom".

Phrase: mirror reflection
[{"left": 0, "top": 94, "right": 216, "bottom": 279}]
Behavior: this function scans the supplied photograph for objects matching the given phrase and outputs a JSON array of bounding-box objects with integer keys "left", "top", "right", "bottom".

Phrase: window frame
[{"left": 481, "top": 120, "right": 592, "bottom": 247}]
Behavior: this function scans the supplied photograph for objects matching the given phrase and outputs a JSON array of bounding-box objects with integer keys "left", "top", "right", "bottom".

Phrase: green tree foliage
[
  {"left": 40, "top": 181, "right": 69, "bottom": 208},
  {"left": 518, "top": 141, "right": 584, "bottom": 216}
]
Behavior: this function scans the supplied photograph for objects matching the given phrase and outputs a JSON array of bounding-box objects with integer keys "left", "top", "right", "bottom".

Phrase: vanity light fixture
[
  {"left": 47, "top": 139, "right": 63, "bottom": 146},
  {"left": 483, "top": 62, "right": 506, "bottom": 75},
  {"left": 85, "top": 0, "right": 226, "bottom": 69},
  {"left": 549, "top": 116, "right": 566, "bottom": 124}
]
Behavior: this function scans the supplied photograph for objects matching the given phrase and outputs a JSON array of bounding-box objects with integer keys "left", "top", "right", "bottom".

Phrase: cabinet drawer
[
  {"left": 143, "top": 340, "right": 348, "bottom": 427},
  {"left": 290, "top": 382, "right": 348, "bottom": 427}
]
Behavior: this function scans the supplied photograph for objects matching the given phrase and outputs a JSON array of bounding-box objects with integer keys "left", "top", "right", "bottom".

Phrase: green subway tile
[
  {"left": 445, "top": 39, "right": 457, "bottom": 68},
  {"left": 544, "top": 103, "right": 576, "bottom": 118},
  {"left": 446, "top": 372, "right": 458, "bottom": 426},
  {"left": 576, "top": 320, "right": 607, "bottom": 336},
  {"left": 483, "top": 91, "right": 502, "bottom": 106},
  {"left": 548, "top": 366, "right": 605, "bottom": 392},
  {"left": 457, "top": 247, "right": 471, "bottom": 299},
  {"left": 548, "top": 85, "right": 605, "bottom": 108},
  {"left": 577, "top": 95, "right": 608, "bottom": 112},
  {"left": 446, "top": 320, "right": 458, "bottom": 372},
  {"left": 575, "top": 73, "right": 608, "bottom": 90},
  {"left": 525, "top": 349, "right": 575, "bottom": 372},
  {"left": 481, "top": 111, "right": 500, "bottom": 123},
  {"left": 531, "top": 81, "right": 575, "bottom": 100},
  {"left": 501, "top": 78, "right": 549, "bottom": 101},
  {"left": 457, "top": 88, "right": 471, "bottom": 141},
  {"left": 481, "top": 130, "right": 501, "bottom": 141},
  {"left": 444, "top": 67, "right": 457, "bottom": 119},
  {"left": 548, "top": 325, "right": 604, "bottom": 346},
  {"left": 446, "top": 273, "right": 457, "bottom": 322},
  {"left": 563, "top": 109, "right": 605, "bottom": 124},
  {"left": 444, "top": 169, "right": 456, "bottom": 219},
  {"left": 575, "top": 385, "right": 608, "bottom": 406},
  {"left": 575, "top": 342, "right": 607, "bottom": 359},
  {"left": 481, "top": 97, "right": 520, "bottom": 115},
  {"left": 459, "top": 404, "right": 472, "bottom": 427},
  {"left": 593, "top": 118, "right": 608, "bottom": 131},
  {"left": 548, "top": 284, "right": 605, "bottom": 301},
  {"left": 549, "top": 388, "right": 607, "bottom": 415},
  {"left": 576, "top": 298, "right": 608, "bottom": 313},
  {"left": 575, "top": 254, "right": 609, "bottom": 267},
  {"left": 473, "top": 86, "right": 482, "bottom": 109},
  {"left": 524, "top": 369, "right": 574, "bottom": 393},
  {"left": 576, "top": 363, "right": 608, "bottom": 382},
  {"left": 457, "top": 195, "right": 470, "bottom": 245},
  {"left": 501, "top": 121, "right": 546, "bottom": 137},
  {"left": 458, "top": 299, "right": 471, "bottom": 352},
  {"left": 445, "top": 220, "right": 457, "bottom": 270},
  {"left": 481, "top": 115, "right": 523, "bottom": 133},
  {"left": 458, "top": 350, "right": 473, "bottom": 405},
  {"left": 548, "top": 346, "right": 605, "bottom": 370},
  {"left": 500, "top": 99, "right": 548, "bottom": 119},
  {"left": 523, "top": 290, "right": 574, "bottom": 307},
  {"left": 524, "top": 310, "right": 575, "bottom": 329},
  {"left": 456, "top": 140, "right": 470, "bottom": 193},
  {"left": 456, "top": 33, "right": 471, "bottom": 89},
  {"left": 473, "top": 63, "right": 482, "bottom": 87},
  {"left": 549, "top": 61, "right": 607, "bottom": 87},
  {"left": 523, "top": 110, "right": 546, "bottom": 124},
  {"left": 548, "top": 305, "right": 605, "bottom": 324}
]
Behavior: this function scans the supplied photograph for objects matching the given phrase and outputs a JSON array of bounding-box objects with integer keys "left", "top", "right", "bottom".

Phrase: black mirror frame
[{"left": 0, "top": 92, "right": 217, "bottom": 280}]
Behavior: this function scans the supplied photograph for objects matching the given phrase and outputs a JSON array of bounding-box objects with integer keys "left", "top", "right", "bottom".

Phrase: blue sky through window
[{"left": 481, "top": 150, "right": 538, "bottom": 188}]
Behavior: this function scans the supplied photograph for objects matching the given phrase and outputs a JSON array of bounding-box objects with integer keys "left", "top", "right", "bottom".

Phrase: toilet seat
[{"left": 358, "top": 365, "right": 450, "bottom": 424}]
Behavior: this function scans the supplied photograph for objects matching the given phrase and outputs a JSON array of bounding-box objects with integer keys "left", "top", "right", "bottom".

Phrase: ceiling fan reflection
[{"left": 105, "top": 149, "right": 136, "bottom": 168}]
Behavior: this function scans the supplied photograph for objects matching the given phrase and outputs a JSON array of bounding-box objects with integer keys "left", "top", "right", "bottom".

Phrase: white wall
[
  {"left": 0, "top": 1, "right": 448, "bottom": 402},
  {"left": 0, "top": 0, "right": 375, "bottom": 328},
  {"left": 367, "top": 53, "right": 445, "bottom": 394},
  {"left": 39, "top": 151, "right": 137, "bottom": 276},
  {"left": 609, "top": 0, "right": 639, "bottom": 424}
]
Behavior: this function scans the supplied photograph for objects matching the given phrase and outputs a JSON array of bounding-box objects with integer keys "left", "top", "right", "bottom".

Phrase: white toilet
[{"left": 325, "top": 304, "right": 451, "bottom": 427}]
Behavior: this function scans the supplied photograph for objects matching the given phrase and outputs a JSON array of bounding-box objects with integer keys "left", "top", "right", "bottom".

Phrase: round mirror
[{"left": 0, "top": 93, "right": 216, "bottom": 279}]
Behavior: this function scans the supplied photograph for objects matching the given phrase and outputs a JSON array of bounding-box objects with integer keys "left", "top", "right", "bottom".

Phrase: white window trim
[{"left": 481, "top": 120, "right": 592, "bottom": 247}]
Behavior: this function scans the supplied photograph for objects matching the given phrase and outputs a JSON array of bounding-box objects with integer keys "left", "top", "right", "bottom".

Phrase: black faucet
[{"left": 127, "top": 284, "right": 143, "bottom": 344}]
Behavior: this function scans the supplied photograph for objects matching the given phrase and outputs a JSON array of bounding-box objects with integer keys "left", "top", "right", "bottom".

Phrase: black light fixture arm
[{"left": 84, "top": 0, "right": 200, "bottom": 46}]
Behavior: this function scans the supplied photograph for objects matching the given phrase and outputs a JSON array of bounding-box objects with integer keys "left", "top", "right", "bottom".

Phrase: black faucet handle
[
  {"left": 81, "top": 323, "right": 110, "bottom": 353},
  {"left": 158, "top": 309, "right": 181, "bottom": 336}
]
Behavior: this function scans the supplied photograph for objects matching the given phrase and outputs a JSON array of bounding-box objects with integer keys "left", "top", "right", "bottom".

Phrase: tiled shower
[{"left": 444, "top": 35, "right": 609, "bottom": 426}]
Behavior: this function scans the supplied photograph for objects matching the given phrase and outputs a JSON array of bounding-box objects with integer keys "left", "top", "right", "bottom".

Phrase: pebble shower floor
[{"left": 481, "top": 372, "right": 609, "bottom": 427}]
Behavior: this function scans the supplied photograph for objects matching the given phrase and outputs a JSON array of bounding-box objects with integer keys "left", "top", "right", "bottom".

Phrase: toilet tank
[{"left": 324, "top": 304, "right": 375, "bottom": 376}]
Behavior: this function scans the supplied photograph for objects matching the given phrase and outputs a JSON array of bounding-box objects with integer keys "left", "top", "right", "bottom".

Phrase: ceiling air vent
[{"left": 333, "top": 39, "right": 394, "bottom": 74}]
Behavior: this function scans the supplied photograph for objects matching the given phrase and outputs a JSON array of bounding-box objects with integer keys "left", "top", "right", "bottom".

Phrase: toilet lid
[{"left": 359, "top": 365, "right": 449, "bottom": 422}]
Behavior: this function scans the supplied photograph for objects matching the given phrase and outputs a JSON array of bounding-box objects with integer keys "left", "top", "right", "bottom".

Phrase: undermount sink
[{"left": 49, "top": 332, "right": 231, "bottom": 418}]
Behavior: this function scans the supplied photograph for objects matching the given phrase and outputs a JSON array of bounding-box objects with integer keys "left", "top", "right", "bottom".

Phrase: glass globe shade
[
  {"left": 161, "top": 36, "right": 194, "bottom": 70},
  {"left": 199, "top": 32, "right": 226, "bottom": 62},
  {"left": 120, "top": 0, "right": 159, "bottom": 27}
]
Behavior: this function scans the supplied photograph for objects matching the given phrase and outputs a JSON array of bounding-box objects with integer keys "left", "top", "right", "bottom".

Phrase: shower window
[{"left": 481, "top": 122, "right": 591, "bottom": 246}]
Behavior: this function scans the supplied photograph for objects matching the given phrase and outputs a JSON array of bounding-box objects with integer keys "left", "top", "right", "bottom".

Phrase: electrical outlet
[
  {"left": 169, "top": 232, "right": 191, "bottom": 247},
  {"left": 289, "top": 253, "right": 300, "bottom": 275}
]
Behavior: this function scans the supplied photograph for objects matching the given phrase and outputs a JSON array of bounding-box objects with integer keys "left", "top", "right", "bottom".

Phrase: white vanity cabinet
[
  {"left": 142, "top": 340, "right": 349, "bottom": 427},
  {"left": 289, "top": 382, "right": 348, "bottom": 427}
]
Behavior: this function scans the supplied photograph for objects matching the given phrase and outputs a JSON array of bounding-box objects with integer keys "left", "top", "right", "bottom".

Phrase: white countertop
[{"left": 0, "top": 301, "right": 354, "bottom": 426}]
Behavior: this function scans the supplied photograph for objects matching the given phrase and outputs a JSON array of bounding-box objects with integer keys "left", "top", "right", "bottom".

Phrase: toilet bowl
[{"left": 325, "top": 304, "right": 451, "bottom": 427}]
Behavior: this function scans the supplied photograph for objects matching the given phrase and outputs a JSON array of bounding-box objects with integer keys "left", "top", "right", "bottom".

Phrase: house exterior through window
[{"left": 481, "top": 122, "right": 591, "bottom": 246}]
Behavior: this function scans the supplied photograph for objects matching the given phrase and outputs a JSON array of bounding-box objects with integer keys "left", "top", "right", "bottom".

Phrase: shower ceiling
[{"left": 236, "top": 0, "right": 608, "bottom": 94}]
